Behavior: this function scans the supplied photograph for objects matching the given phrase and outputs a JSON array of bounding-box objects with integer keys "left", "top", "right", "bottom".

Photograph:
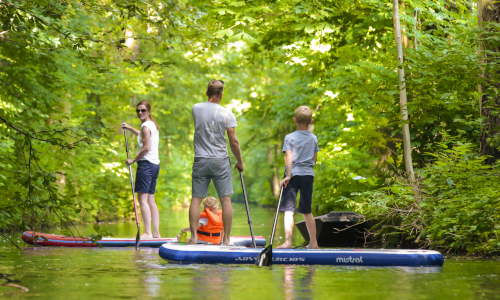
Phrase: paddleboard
[
  {"left": 22, "top": 231, "right": 266, "bottom": 248},
  {"left": 159, "top": 244, "right": 444, "bottom": 266}
]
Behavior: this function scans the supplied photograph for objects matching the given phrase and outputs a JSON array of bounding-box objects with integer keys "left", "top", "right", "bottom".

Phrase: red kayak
[{"left": 22, "top": 231, "right": 266, "bottom": 248}]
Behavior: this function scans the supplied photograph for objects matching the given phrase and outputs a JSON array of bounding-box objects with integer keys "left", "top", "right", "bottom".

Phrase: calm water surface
[{"left": 1, "top": 203, "right": 499, "bottom": 299}]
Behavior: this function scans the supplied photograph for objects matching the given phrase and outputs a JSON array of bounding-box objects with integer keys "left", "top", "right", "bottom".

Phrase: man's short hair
[
  {"left": 207, "top": 80, "right": 224, "bottom": 98},
  {"left": 295, "top": 106, "right": 313, "bottom": 124}
]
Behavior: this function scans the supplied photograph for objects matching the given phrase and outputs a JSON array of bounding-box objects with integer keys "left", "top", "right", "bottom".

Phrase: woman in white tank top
[{"left": 122, "top": 101, "right": 161, "bottom": 238}]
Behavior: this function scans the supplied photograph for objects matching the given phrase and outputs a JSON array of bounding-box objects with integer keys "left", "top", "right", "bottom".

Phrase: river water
[{"left": 1, "top": 203, "right": 499, "bottom": 299}]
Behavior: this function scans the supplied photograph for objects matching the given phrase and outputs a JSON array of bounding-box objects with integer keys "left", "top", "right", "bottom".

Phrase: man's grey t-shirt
[
  {"left": 282, "top": 130, "right": 319, "bottom": 177},
  {"left": 192, "top": 102, "right": 237, "bottom": 158}
]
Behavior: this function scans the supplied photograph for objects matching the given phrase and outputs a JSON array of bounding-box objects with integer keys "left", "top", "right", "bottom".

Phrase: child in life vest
[{"left": 178, "top": 196, "right": 224, "bottom": 244}]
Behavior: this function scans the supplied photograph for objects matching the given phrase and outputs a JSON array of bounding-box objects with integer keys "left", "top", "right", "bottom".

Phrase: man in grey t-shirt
[{"left": 189, "top": 79, "right": 244, "bottom": 245}]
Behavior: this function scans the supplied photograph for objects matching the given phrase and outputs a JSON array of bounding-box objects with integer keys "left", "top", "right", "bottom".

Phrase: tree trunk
[
  {"left": 478, "top": 0, "right": 500, "bottom": 164},
  {"left": 401, "top": 1, "right": 409, "bottom": 48},
  {"left": 392, "top": 0, "right": 415, "bottom": 180},
  {"left": 268, "top": 144, "right": 280, "bottom": 197}
]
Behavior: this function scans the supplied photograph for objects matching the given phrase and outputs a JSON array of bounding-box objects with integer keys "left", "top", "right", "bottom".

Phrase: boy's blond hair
[
  {"left": 207, "top": 80, "right": 224, "bottom": 98},
  {"left": 295, "top": 106, "right": 313, "bottom": 125},
  {"left": 203, "top": 196, "right": 219, "bottom": 213}
]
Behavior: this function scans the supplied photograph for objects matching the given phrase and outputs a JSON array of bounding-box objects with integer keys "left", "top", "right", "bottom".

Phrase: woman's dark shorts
[
  {"left": 280, "top": 175, "right": 314, "bottom": 214},
  {"left": 135, "top": 160, "right": 160, "bottom": 194}
]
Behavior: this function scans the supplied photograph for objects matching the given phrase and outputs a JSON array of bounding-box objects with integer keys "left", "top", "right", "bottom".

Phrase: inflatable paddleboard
[
  {"left": 159, "top": 244, "right": 444, "bottom": 266},
  {"left": 22, "top": 231, "right": 266, "bottom": 248}
]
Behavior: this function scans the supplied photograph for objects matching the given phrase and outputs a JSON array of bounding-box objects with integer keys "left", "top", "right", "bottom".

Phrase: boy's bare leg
[
  {"left": 276, "top": 211, "right": 294, "bottom": 249},
  {"left": 188, "top": 197, "right": 203, "bottom": 244},
  {"left": 147, "top": 194, "right": 161, "bottom": 238},
  {"left": 137, "top": 192, "right": 153, "bottom": 238},
  {"left": 220, "top": 196, "right": 233, "bottom": 245},
  {"left": 303, "top": 213, "right": 318, "bottom": 249}
]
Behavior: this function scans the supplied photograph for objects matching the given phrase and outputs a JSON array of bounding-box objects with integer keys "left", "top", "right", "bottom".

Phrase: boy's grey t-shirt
[
  {"left": 282, "top": 130, "right": 319, "bottom": 177},
  {"left": 192, "top": 102, "right": 237, "bottom": 158}
]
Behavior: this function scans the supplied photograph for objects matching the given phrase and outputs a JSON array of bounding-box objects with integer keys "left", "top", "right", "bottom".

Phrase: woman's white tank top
[{"left": 137, "top": 120, "right": 160, "bottom": 165}]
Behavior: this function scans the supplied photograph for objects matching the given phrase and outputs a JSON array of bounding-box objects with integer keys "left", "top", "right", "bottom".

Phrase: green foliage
[
  {"left": 1, "top": 0, "right": 499, "bottom": 254},
  {"left": 209, "top": 0, "right": 500, "bottom": 254},
  {"left": 341, "top": 140, "right": 500, "bottom": 254},
  {"left": 0, "top": 0, "right": 218, "bottom": 235}
]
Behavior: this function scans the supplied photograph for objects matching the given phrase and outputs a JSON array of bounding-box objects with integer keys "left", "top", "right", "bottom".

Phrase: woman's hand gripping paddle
[
  {"left": 238, "top": 169, "right": 256, "bottom": 248},
  {"left": 123, "top": 128, "right": 141, "bottom": 250},
  {"left": 255, "top": 186, "right": 284, "bottom": 266}
]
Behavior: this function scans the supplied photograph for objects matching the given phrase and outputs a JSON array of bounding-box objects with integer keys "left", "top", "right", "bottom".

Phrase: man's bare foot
[
  {"left": 305, "top": 243, "right": 318, "bottom": 249},
  {"left": 153, "top": 232, "right": 161, "bottom": 238},
  {"left": 222, "top": 240, "right": 234, "bottom": 246},
  {"left": 141, "top": 233, "right": 153, "bottom": 239},
  {"left": 276, "top": 243, "right": 293, "bottom": 249},
  {"left": 188, "top": 238, "right": 198, "bottom": 244}
]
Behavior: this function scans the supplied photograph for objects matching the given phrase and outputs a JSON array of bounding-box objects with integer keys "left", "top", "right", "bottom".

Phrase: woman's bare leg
[
  {"left": 147, "top": 194, "right": 161, "bottom": 238},
  {"left": 137, "top": 192, "right": 153, "bottom": 238}
]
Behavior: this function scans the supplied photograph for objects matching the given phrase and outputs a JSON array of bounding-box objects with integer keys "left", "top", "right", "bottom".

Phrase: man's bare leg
[
  {"left": 147, "top": 194, "right": 161, "bottom": 238},
  {"left": 276, "top": 211, "right": 294, "bottom": 249},
  {"left": 303, "top": 213, "right": 318, "bottom": 249},
  {"left": 220, "top": 196, "right": 233, "bottom": 245},
  {"left": 188, "top": 197, "right": 203, "bottom": 244},
  {"left": 138, "top": 192, "right": 153, "bottom": 238}
]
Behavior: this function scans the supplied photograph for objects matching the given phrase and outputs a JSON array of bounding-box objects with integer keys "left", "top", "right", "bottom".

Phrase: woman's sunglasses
[{"left": 136, "top": 109, "right": 148, "bottom": 113}]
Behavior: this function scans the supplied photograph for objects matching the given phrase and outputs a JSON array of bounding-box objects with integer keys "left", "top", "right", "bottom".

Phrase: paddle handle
[
  {"left": 123, "top": 129, "right": 140, "bottom": 224},
  {"left": 269, "top": 186, "right": 284, "bottom": 246},
  {"left": 239, "top": 170, "right": 256, "bottom": 248}
]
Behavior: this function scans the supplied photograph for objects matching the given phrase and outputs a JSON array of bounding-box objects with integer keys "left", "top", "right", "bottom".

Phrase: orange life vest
[{"left": 197, "top": 208, "right": 223, "bottom": 244}]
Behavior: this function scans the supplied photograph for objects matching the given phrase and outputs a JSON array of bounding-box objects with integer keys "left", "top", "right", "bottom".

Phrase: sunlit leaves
[
  {"left": 216, "top": 28, "right": 234, "bottom": 38},
  {"left": 230, "top": 32, "right": 259, "bottom": 44},
  {"left": 216, "top": 8, "right": 235, "bottom": 15}
]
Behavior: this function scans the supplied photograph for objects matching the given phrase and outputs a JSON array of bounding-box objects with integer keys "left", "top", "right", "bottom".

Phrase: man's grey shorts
[{"left": 192, "top": 157, "right": 233, "bottom": 198}]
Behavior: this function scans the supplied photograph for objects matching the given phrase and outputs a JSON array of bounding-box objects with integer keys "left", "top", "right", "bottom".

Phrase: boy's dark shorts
[
  {"left": 280, "top": 175, "right": 314, "bottom": 214},
  {"left": 135, "top": 160, "right": 160, "bottom": 194}
]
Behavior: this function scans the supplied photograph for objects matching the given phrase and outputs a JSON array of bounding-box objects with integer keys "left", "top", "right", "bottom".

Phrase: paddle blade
[
  {"left": 135, "top": 225, "right": 141, "bottom": 250},
  {"left": 255, "top": 245, "right": 272, "bottom": 266}
]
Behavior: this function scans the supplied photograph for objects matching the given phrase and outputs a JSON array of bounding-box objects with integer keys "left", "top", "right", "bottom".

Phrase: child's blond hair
[
  {"left": 203, "top": 196, "right": 219, "bottom": 213},
  {"left": 295, "top": 106, "right": 313, "bottom": 125}
]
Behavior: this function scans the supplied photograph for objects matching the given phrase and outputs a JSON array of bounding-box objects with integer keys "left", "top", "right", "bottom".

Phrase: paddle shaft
[
  {"left": 255, "top": 184, "right": 284, "bottom": 266},
  {"left": 269, "top": 186, "right": 285, "bottom": 246},
  {"left": 239, "top": 170, "right": 256, "bottom": 248},
  {"left": 123, "top": 129, "right": 140, "bottom": 228}
]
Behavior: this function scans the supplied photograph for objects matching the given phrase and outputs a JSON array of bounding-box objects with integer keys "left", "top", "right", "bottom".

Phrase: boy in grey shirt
[{"left": 277, "top": 106, "right": 319, "bottom": 249}]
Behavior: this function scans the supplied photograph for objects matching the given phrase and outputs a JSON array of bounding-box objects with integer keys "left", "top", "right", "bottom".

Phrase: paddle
[
  {"left": 123, "top": 128, "right": 141, "bottom": 250},
  {"left": 255, "top": 185, "right": 284, "bottom": 266},
  {"left": 238, "top": 169, "right": 256, "bottom": 248}
]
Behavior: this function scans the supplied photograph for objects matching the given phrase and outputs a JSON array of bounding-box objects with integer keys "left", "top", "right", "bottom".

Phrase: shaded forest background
[{"left": 1, "top": 0, "right": 499, "bottom": 254}]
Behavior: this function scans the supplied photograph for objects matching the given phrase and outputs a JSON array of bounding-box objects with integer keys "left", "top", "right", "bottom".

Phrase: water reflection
[
  {"left": 192, "top": 266, "right": 230, "bottom": 299},
  {"left": 283, "top": 265, "right": 315, "bottom": 300},
  {"left": 133, "top": 249, "right": 163, "bottom": 297},
  {"left": 397, "top": 266, "right": 443, "bottom": 274}
]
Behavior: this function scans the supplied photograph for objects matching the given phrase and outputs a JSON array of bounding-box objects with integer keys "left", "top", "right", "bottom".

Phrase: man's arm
[
  {"left": 227, "top": 127, "right": 244, "bottom": 171},
  {"left": 280, "top": 150, "right": 293, "bottom": 188},
  {"left": 313, "top": 152, "right": 317, "bottom": 163}
]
